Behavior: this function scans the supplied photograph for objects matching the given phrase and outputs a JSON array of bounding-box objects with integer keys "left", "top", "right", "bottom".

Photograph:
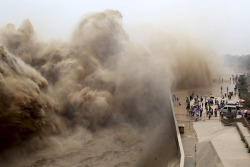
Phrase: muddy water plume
[{"left": 0, "top": 10, "right": 218, "bottom": 166}]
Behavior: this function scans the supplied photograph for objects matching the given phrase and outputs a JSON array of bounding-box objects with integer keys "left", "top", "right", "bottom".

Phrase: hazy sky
[{"left": 1, "top": 0, "right": 250, "bottom": 55}]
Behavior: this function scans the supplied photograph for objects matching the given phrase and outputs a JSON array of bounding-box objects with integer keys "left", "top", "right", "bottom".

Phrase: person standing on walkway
[
  {"left": 215, "top": 108, "right": 218, "bottom": 117},
  {"left": 176, "top": 97, "right": 179, "bottom": 107},
  {"left": 195, "top": 110, "right": 199, "bottom": 121},
  {"left": 208, "top": 111, "right": 212, "bottom": 119},
  {"left": 220, "top": 108, "right": 223, "bottom": 115},
  {"left": 200, "top": 108, "right": 203, "bottom": 117},
  {"left": 191, "top": 108, "right": 195, "bottom": 116},
  {"left": 172, "top": 95, "right": 176, "bottom": 102}
]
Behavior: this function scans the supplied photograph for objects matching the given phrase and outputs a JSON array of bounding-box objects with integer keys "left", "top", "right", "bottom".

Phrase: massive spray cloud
[
  {"left": 0, "top": 10, "right": 216, "bottom": 164},
  {"left": 0, "top": 46, "right": 62, "bottom": 152}
]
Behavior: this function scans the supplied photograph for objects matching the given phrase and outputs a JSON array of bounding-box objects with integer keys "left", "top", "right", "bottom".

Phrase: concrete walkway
[
  {"left": 193, "top": 118, "right": 250, "bottom": 167},
  {"left": 192, "top": 89, "right": 250, "bottom": 167},
  {"left": 173, "top": 78, "right": 250, "bottom": 166}
]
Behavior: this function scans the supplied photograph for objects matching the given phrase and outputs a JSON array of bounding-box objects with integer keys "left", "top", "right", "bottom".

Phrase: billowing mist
[{"left": 0, "top": 10, "right": 217, "bottom": 166}]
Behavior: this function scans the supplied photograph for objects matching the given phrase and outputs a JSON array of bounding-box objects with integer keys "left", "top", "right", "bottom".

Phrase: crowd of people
[
  {"left": 185, "top": 95, "right": 220, "bottom": 121},
  {"left": 173, "top": 75, "right": 242, "bottom": 122}
]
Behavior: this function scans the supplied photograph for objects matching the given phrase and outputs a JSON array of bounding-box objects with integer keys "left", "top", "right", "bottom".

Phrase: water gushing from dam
[{"left": 0, "top": 10, "right": 216, "bottom": 166}]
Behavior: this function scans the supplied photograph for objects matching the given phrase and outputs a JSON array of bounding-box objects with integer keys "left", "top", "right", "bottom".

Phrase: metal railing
[
  {"left": 221, "top": 118, "right": 232, "bottom": 126},
  {"left": 220, "top": 113, "right": 243, "bottom": 126}
]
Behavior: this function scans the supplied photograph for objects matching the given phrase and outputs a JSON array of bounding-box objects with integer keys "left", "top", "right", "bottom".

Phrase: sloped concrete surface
[
  {"left": 194, "top": 121, "right": 250, "bottom": 167},
  {"left": 196, "top": 141, "right": 224, "bottom": 167}
]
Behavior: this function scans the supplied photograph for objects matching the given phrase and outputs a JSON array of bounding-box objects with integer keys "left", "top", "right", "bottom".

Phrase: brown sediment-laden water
[{"left": 0, "top": 10, "right": 220, "bottom": 167}]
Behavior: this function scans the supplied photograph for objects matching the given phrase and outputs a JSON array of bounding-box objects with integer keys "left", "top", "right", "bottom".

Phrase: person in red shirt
[
  {"left": 200, "top": 108, "right": 203, "bottom": 117},
  {"left": 215, "top": 108, "right": 218, "bottom": 117}
]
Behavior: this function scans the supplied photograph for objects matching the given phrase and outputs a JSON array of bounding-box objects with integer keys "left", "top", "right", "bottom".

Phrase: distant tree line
[
  {"left": 238, "top": 74, "right": 250, "bottom": 109},
  {"left": 223, "top": 54, "right": 250, "bottom": 70}
]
